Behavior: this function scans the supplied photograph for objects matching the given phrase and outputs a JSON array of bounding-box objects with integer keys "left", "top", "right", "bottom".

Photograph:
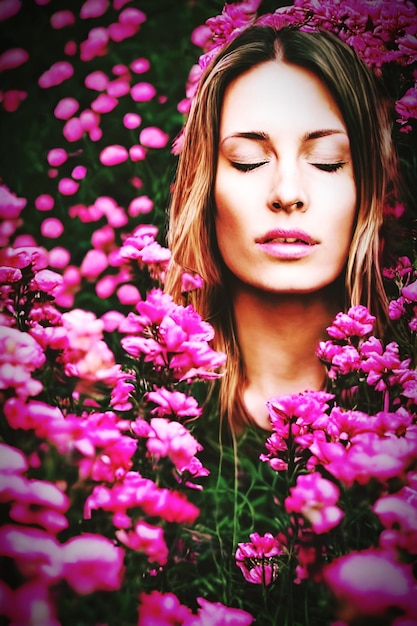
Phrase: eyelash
[
  {"left": 313, "top": 162, "right": 346, "bottom": 173},
  {"left": 231, "top": 161, "right": 267, "bottom": 172},
  {"left": 231, "top": 161, "right": 346, "bottom": 173}
]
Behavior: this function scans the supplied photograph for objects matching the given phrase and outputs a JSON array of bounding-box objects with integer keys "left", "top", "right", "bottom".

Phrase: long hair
[{"left": 165, "top": 25, "right": 398, "bottom": 430}]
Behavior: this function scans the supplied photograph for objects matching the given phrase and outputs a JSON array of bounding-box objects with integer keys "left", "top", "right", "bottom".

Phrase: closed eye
[
  {"left": 312, "top": 162, "right": 346, "bottom": 173},
  {"left": 231, "top": 161, "right": 268, "bottom": 172}
]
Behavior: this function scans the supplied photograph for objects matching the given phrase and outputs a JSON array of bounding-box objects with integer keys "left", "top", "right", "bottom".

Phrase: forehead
[{"left": 219, "top": 60, "right": 346, "bottom": 138}]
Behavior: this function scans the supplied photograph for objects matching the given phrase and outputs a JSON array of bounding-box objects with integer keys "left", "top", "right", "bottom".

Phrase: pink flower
[
  {"left": 85, "top": 69, "right": 108, "bottom": 91},
  {"left": 128, "top": 195, "right": 153, "bottom": 216},
  {"left": 40, "top": 217, "right": 64, "bottom": 238},
  {"left": 402, "top": 279, "right": 417, "bottom": 302},
  {"left": 47, "top": 148, "right": 67, "bottom": 167},
  {"left": 130, "top": 82, "right": 156, "bottom": 102},
  {"left": 85, "top": 471, "right": 200, "bottom": 526},
  {"left": 80, "top": 0, "right": 109, "bottom": 19},
  {"left": 32, "top": 268, "right": 63, "bottom": 292},
  {"left": 130, "top": 57, "right": 150, "bottom": 73},
  {"left": 323, "top": 549, "right": 416, "bottom": 619},
  {"left": 80, "top": 26, "right": 109, "bottom": 61},
  {"left": 138, "top": 590, "right": 192, "bottom": 626},
  {"left": 80, "top": 248, "right": 108, "bottom": 279},
  {"left": 1, "top": 88, "right": 27, "bottom": 112},
  {"left": 373, "top": 486, "right": 417, "bottom": 553},
  {"left": 235, "top": 532, "right": 285, "bottom": 585},
  {"left": 145, "top": 387, "right": 202, "bottom": 419},
  {"left": 186, "top": 597, "right": 254, "bottom": 626},
  {"left": 0, "top": 184, "right": 26, "bottom": 219},
  {"left": 0, "top": 0, "right": 22, "bottom": 22},
  {"left": 116, "top": 520, "right": 168, "bottom": 565},
  {"left": 4, "top": 579, "right": 60, "bottom": 626},
  {"left": 0, "top": 524, "right": 63, "bottom": 580},
  {"left": 326, "top": 305, "right": 376, "bottom": 339},
  {"left": 0, "top": 327, "right": 45, "bottom": 397},
  {"left": 50, "top": 9, "right": 75, "bottom": 29},
  {"left": 62, "top": 117, "right": 84, "bottom": 142},
  {"left": 139, "top": 126, "right": 169, "bottom": 148},
  {"left": 91, "top": 93, "right": 118, "bottom": 113},
  {"left": 123, "top": 112, "right": 142, "bottom": 129},
  {"left": 100, "top": 144, "right": 129, "bottom": 166},
  {"left": 62, "top": 534, "right": 124, "bottom": 594},
  {"left": 0, "top": 265, "right": 22, "bottom": 283},
  {"left": 38, "top": 61, "right": 74, "bottom": 88},
  {"left": 181, "top": 272, "right": 204, "bottom": 293},
  {"left": 117, "top": 284, "right": 140, "bottom": 305},
  {"left": 147, "top": 417, "right": 204, "bottom": 476},
  {"left": 35, "top": 193, "right": 54, "bottom": 211},
  {"left": 285, "top": 472, "right": 343, "bottom": 533},
  {"left": 119, "top": 7, "right": 146, "bottom": 26},
  {"left": 53, "top": 97, "right": 79, "bottom": 119},
  {"left": 0, "top": 47, "right": 29, "bottom": 72}
]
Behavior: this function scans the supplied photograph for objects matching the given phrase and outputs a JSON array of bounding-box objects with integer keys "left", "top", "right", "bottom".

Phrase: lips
[
  {"left": 256, "top": 229, "right": 317, "bottom": 260},
  {"left": 257, "top": 229, "right": 315, "bottom": 245}
]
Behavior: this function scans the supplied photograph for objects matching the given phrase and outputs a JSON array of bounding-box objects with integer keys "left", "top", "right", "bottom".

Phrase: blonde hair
[{"left": 165, "top": 26, "right": 398, "bottom": 430}]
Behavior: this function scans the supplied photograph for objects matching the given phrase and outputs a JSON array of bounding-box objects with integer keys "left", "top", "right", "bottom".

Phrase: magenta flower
[
  {"left": 116, "top": 520, "right": 168, "bottom": 565},
  {"left": 0, "top": 265, "right": 22, "bottom": 283},
  {"left": 38, "top": 61, "right": 74, "bottom": 88},
  {"left": 0, "top": 184, "right": 27, "bottom": 219},
  {"left": 0, "top": 524, "right": 63, "bottom": 580},
  {"left": 80, "top": 0, "right": 109, "bottom": 20},
  {"left": 145, "top": 386, "right": 202, "bottom": 420},
  {"left": 80, "top": 26, "right": 109, "bottom": 61},
  {"left": 50, "top": 9, "right": 75, "bottom": 29},
  {"left": 84, "top": 471, "right": 200, "bottom": 526},
  {"left": 80, "top": 248, "right": 108, "bottom": 279},
  {"left": 138, "top": 590, "right": 193, "bottom": 626},
  {"left": 402, "top": 278, "right": 417, "bottom": 302},
  {"left": 62, "top": 534, "right": 124, "bottom": 594},
  {"left": 235, "top": 532, "right": 285, "bottom": 585},
  {"left": 139, "top": 126, "right": 169, "bottom": 148},
  {"left": 100, "top": 144, "right": 129, "bottom": 166},
  {"left": 2, "top": 579, "right": 60, "bottom": 626},
  {"left": 130, "top": 57, "right": 151, "bottom": 73},
  {"left": 91, "top": 93, "right": 118, "bottom": 113},
  {"left": 47, "top": 147, "right": 67, "bottom": 167},
  {"left": 35, "top": 193, "right": 54, "bottom": 211},
  {"left": 373, "top": 486, "right": 417, "bottom": 553},
  {"left": 0, "top": 47, "right": 29, "bottom": 71},
  {"left": 146, "top": 417, "right": 204, "bottom": 477},
  {"left": 85, "top": 69, "right": 108, "bottom": 91},
  {"left": 0, "top": 0, "right": 22, "bottom": 22},
  {"left": 186, "top": 598, "right": 254, "bottom": 625},
  {"left": 40, "top": 217, "right": 64, "bottom": 238},
  {"left": 32, "top": 268, "right": 63, "bottom": 293},
  {"left": 53, "top": 96, "right": 79, "bottom": 120},
  {"left": 326, "top": 305, "right": 376, "bottom": 339},
  {"left": 323, "top": 549, "right": 416, "bottom": 620},
  {"left": 128, "top": 195, "right": 153, "bottom": 216},
  {"left": 285, "top": 472, "right": 343, "bottom": 533},
  {"left": 130, "top": 82, "right": 156, "bottom": 102}
]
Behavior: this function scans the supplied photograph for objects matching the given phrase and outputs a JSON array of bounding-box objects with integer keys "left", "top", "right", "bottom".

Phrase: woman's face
[{"left": 214, "top": 60, "right": 357, "bottom": 294}]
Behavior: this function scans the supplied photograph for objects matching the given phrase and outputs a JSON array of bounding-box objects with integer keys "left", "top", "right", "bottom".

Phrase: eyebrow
[{"left": 221, "top": 129, "right": 346, "bottom": 145}]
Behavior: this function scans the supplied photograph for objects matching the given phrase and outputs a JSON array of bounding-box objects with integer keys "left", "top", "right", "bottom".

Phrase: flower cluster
[{"left": 238, "top": 297, "right": 417, "bottom": 624}]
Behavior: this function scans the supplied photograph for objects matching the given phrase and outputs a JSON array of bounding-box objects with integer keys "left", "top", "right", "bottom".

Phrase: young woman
[{"left": 165, "top": 25, "right": 398, "bottom": 432}]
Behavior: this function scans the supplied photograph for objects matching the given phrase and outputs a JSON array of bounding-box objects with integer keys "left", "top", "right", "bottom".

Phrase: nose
[{"left": 267, "top": 162, "right": 307, "bottom": 213}]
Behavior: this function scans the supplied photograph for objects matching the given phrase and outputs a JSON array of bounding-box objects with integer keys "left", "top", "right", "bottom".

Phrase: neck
[{"left": 231, "top": 282, "right": 342, "bottom": 430}]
